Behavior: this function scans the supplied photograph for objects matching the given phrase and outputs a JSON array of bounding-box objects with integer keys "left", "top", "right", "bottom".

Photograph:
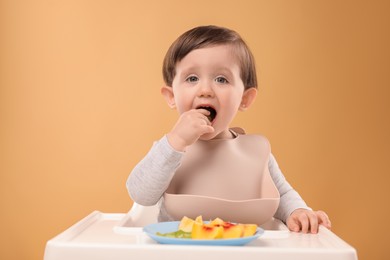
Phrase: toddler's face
[{"left": 171, "top": 44, "right": 247, "bottom": 139}]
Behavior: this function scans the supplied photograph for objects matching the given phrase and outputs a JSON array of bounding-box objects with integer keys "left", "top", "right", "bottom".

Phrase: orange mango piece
[
  {"left": 222, "top": 223, "right": 244, "bottom": 239},
  {"left": 242, "top": 224, "right": 258, "bottom": 237},
  {"left": 192, "top": 222, "right": 223, "bottom": 239}
]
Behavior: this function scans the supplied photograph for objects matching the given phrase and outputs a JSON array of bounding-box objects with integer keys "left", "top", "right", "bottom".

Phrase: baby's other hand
[
  {"left": 167, "top": 109, "right": 214, "bottom": 151},
  {"left": 287, "top": 208, "right": 331, "bottom": 234}
]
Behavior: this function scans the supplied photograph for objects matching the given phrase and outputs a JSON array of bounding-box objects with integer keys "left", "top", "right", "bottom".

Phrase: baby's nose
[{"left": 198, "top": 82, "right": 214, "bottom": 97}]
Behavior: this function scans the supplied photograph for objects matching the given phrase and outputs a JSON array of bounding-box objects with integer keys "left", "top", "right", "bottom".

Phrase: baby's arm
[
  {"left": 269, "top": 154, "right": 331, "bottom": 233},
  {"left": 127, "top": 108, "right": 213, "bottom": 205},
  {"left": 126, "top": 136, "right": 183, "bottom": 206}
]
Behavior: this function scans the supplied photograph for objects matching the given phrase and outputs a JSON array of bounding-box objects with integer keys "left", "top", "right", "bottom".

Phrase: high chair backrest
[
  {"left": 128, "top": 202, "right": 159, "bottom": 226},
  {"left": 115, "top": 201, "right": 160, "bottom": 230},
  {"left": 113, "top": 202, "right": 160, "bottom": 234}
]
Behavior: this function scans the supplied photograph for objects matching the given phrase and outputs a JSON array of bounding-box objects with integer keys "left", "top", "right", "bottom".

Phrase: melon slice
[{"left": 178, "top": 215, "right": 204, "bottom": 232}]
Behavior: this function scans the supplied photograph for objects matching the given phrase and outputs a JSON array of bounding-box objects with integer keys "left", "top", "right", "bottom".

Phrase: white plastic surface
[{"left": 44, "top": 204, "right": 358, "bottom": 260}]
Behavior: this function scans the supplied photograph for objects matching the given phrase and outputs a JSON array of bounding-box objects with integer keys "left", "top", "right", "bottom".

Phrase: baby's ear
[
  {"left": 161, "top": 86, "right": 176, "bottom": 108},
  {"left": 239, "top": 87, "right": 257, "bottom": 111}
]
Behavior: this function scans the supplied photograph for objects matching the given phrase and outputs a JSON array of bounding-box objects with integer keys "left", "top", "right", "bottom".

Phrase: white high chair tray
[{"left": 44, "top": 211, "right": 357, "bottom": 260}]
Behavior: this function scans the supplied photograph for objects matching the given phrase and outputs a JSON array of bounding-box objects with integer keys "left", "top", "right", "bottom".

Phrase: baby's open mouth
[{"left": 197, "top": 106, "right": 217, "bottom": 122}]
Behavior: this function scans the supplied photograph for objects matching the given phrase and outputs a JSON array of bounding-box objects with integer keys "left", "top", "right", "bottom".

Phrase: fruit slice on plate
[
  {"left": 209, "top": 217, "right": 224, "bottom": 226},
  {"left": 178, "top": 216, "right": 203, "bottom": 232},
  {"left": 192, "top": 222, "right": 223, "bottom": 239},
  {"left": 209, "top": 218, "right": 257, "bottom": 238},
  {"left": 242, "top": 224, "right": 258, "bottom": 237},
  {"left": 221, "top": 224, "right": 244, "bottom": 239}
]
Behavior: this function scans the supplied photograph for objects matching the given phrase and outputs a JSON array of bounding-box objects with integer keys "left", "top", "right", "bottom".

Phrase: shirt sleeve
[
  {"left": 268, "top": 153, "right": 311, "bottom": 223},
  {"left": 126, "top": 135, "right": 184, "bottom": 206}
]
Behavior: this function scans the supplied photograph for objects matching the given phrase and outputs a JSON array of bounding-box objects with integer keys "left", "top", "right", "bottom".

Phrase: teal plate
[{"left": 143, "top": 221, "right": 263, "bottom": 246}]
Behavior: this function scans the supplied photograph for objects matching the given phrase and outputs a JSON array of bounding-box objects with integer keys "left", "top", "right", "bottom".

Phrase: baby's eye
[
  {"left": 186, "top": 76, "right": 199, "bottom": 83},
  {"left": 215, "top": 76, "right": 228, "bottom": 84}
]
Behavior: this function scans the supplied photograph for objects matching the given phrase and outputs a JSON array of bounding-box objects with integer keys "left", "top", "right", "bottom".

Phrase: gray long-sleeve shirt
[{"left": 127, "top": 135, "right": 310, "bottom": 223}]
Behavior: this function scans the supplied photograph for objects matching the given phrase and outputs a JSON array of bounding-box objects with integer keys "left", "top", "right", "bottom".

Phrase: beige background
[{"left": 1, "top": 1, "right": 389, "bottom": 259}]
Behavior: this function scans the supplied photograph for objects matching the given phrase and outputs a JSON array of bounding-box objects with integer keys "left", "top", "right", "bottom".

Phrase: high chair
[{"left": 44, "top": 202, "right": 358, "bottom": 260}]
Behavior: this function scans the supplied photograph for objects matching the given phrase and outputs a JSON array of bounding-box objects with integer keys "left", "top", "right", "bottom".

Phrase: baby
[{"left": 127, "top": 25, "right": 331, "bottom": 233}]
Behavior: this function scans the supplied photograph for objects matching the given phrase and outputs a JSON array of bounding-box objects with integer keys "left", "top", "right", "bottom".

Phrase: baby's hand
[
  {"left": 287, "top": 209, "right": 331, "bottom": 234},
  {"left": 167, "top": 109, "right": 214, "bottom": 151}
]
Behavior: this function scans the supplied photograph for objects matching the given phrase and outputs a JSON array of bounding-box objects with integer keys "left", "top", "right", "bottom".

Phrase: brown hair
[{"left": 162, "top": 25, "right": 257, "bottom": 89}]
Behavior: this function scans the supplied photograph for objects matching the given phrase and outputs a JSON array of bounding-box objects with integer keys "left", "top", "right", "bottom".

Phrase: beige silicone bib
[{"left": 164, "top": 128, "right": 280, "bottom": 225}]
